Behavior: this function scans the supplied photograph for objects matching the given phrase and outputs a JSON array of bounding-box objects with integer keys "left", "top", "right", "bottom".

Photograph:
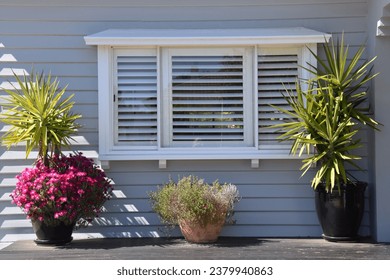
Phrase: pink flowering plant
[{"left": 11, "top": 153, "right": 113, "bottom": 227}]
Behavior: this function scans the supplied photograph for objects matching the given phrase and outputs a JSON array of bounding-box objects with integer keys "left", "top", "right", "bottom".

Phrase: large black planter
[
  {"left": 32, "top": 220, "right": 75, "bottom": 245},
  {"left": 315, "top": 182, "right": 367, "bottom": 242}
]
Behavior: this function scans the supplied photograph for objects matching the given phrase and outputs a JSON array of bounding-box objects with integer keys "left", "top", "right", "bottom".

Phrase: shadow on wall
[{"left": 0, "top": 42, "right": 110, "bottom": 242}]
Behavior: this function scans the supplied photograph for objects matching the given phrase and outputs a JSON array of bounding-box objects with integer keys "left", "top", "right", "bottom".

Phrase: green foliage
[
  {"left": 270, "top": 34, "right": 381, "bottom": 193},
  {"left": 0, "top": 72, "right": 81, "bottom": 163},
  {"left": 149, "top": 175, "right": 240, "bottom": 227}
]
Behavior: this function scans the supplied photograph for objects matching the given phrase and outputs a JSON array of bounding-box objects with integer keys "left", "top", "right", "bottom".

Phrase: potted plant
[
  {"left": 0, "top": 72, "right": 113, "bottom": 245},
  {"left": 270, "top": 34, "right": 381, "bottom": 241},
  {"left": 149, "top": 175, "right": 240, "bottom": 243}
]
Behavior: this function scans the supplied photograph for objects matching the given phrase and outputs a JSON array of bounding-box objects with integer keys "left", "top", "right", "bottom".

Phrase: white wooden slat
[
  {"left": 118, "top": 99, "right": 157, "bottom": 106},
  {"left": 118, "top": 105, "right": 157, "bottom": 111},
  {"left": 258, "top": 52, "right": 299, "bottom": 150},
  {"left": 173, "top": 107, "right": 243, "bottom": 113},
  {"left": 117, "top": 85, "right": 157, "bottom": 91},
  {"left": 173, "top": 99, "right": 243, "bottom": 105},
  {"left": 118, "top": 92, "right": 156, "bottom": 98},
  {"left": 173, "top": 128, "right": 244, "bottom": 133},
  {"left": 173, "top": 71, "right": 242, "bottom": 77},
  {"left": 173, "top": 121, "right": 241, "bottom": 126},
  {"left": 258, "top": 105, "right": 291, "bottom": 112},
  {"left": 173, "top": 93, "right": 243, "bottom": 98}
]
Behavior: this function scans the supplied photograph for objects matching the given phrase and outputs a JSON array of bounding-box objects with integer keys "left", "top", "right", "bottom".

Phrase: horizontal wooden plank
[
  {"left": 0, "top": 49, "right": 96, "bottom": 63},
  {"left": 93, "top": 211, "right": 314, "bottom": 226},
  {"left": 0, "top": 35, "right": 90, "bottom": 49},
  {"left": 1, "top": 218, "right": 30, "bottom": 228},
  {"left": 0, "top": 206, "right": 22, "bottom": 216},
  {"left": 101, "top": 196, "right": 370, "bottom": 213},
  {"left": 93, "top": 211, "right": 323, "bottom": 227},
  {"left": 0, "top": 191, "right": 12, "bottom": 202},
  {"left": 106, "top": 171, "right": 311, "bottom": 186},
  {"left": 101, "top": 197, "right": 317, "bottom": 212},
  {"left": 0, "top": 52, "right": 17, "bottom": 61},
  {"left": 0, "top": 213, "right": 369, "bottom": 231},
  {"left": 0, "top": 62, "right": 97, "bottom": 77},
  {"left": 110, "top": 184, "right": 314, "bottom": 199},
  {"left": 0, "top": 77, "right": 98, "bottom": 94},
  {"left": 0, "top": 0, "right": 366, "bottom": 7},
  {"left": 0, "top": 231, "right": 35, "bottom": 242},
  {"left": 104, "top": 169, "right": 373, "bottom": 186},
  {"left": 0, "top": 3, "right": 367, "bottom": 21},
  {"left": 0, "top": 18, "right": 366, "bottom": 38},
  {"left": 0, "top": 150, "right": 98, "bottom": 161}
]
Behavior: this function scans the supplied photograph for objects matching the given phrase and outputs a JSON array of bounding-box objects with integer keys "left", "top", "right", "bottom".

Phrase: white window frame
[
  {"left": 85, "top": 28, "right": 329, "bottom": 164},
  {"left": 113, "top": 48, "right": 159, "bottom": 149},
  {"left": 161, "top": 47, "right": 254, "bottom": 148}
]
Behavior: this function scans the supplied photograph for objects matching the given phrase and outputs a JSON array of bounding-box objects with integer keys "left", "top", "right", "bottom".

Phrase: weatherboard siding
[{"left": 0, "top": 0, "right": 371, "bottom": 241}]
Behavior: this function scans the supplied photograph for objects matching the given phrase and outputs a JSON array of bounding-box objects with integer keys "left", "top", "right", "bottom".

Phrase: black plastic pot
[
  {"left": 314, "top": 182, "right": 367, "bottom": 242},
  {"left": 32, "top": 220, "right": 74, "bottom": 245}
]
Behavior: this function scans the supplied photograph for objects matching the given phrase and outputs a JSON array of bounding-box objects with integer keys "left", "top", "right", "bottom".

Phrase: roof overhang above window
[{"left": 84, "top": 27, "right": 330, "bottom": 46}]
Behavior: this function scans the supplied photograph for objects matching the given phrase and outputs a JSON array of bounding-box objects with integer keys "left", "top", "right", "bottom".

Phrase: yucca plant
[
  {"left": 271, "top": 34, "right": 381, "bottom": 193},
  {"left": 0, "top": 72, "right": 81, "bottom": 165}
]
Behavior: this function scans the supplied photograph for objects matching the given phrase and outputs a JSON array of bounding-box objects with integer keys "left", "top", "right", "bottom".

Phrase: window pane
[
  {"left": 171, "top": 55, "right": 244, "bottom": 146},
  {"left": 116, "top": 55, "right": 158, "bottom": 146}
]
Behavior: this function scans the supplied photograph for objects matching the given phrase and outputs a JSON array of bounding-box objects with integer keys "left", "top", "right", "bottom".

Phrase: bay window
[{"left": 85, "top": 28, "right": 329, "bottom": 164}]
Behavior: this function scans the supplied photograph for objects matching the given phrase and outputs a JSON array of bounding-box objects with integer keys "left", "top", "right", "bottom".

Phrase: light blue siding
[{"left": 0, "top": 0, "right": 373, "bottom": 242}]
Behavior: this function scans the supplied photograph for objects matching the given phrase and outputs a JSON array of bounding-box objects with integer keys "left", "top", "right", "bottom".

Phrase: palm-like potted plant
[
  {"left": 270, "top": 35, "right": 380, "bottom": 241},
  {"left": 149, "top": 175, "right": 240, "bottom": 243},
  {"left": 0, "top": 72, "right": 113, "bottom": 245}
]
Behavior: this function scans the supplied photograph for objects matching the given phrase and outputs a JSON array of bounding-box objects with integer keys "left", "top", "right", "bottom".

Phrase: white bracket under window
[
  {"left": 251, "top": 159, "right": 260, "bottom": 168},
  {"left": 159, "top": 159, "right": 167, "bottom": 169}
]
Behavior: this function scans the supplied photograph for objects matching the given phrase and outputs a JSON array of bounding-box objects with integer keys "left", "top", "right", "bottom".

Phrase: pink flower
[{"left": 10, "top": 153, "right": 113, "bottom": 227}]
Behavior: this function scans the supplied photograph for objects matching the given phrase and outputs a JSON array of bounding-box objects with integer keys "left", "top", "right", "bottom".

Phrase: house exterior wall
[
  {"left": 0, "top": 0, "right": 374, "bottom": 242},
  {"left": 369, "top": 0, "right": 390, "bottom": 242}
]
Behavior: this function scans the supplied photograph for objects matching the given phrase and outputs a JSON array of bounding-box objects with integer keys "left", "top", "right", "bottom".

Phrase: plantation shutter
[
  {"left": 169, "top": 51, "right": 247, "bottom": 147},
  {"left": 115, "top": 50, "right": 158, "bottom": 147},
  {"left": 257, "top": 50, "right": 299, "bottom": 150}
]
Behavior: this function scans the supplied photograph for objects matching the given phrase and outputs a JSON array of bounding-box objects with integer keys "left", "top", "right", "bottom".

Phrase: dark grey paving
[{"left": 1, "top": 237, "right": 390, "bottom": 260}]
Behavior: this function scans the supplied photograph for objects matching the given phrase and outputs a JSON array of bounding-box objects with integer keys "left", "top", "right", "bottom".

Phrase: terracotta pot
[{"left": 179, "top": 219, "right": 225, "bottom": 243}]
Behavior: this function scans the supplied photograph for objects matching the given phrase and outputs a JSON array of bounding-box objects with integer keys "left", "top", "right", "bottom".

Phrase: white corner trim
[{"left": 85, "top": 27, "right": 330, "bottom": 46}]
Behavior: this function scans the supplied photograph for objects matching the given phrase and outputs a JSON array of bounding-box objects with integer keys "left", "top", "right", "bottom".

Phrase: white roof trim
[{"left": 85, "top": 27, "right": 330, "bottom": 46}]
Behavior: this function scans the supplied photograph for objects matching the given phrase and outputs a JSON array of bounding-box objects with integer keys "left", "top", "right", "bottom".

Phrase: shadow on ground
[{"left": 57, "top": 237, "right": 273, "bottom": 250}]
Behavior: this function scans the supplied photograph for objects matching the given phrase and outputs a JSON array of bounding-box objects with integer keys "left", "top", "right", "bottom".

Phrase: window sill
[{"left": 97, "top": 149, "right": 305, "bottom": 169}]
